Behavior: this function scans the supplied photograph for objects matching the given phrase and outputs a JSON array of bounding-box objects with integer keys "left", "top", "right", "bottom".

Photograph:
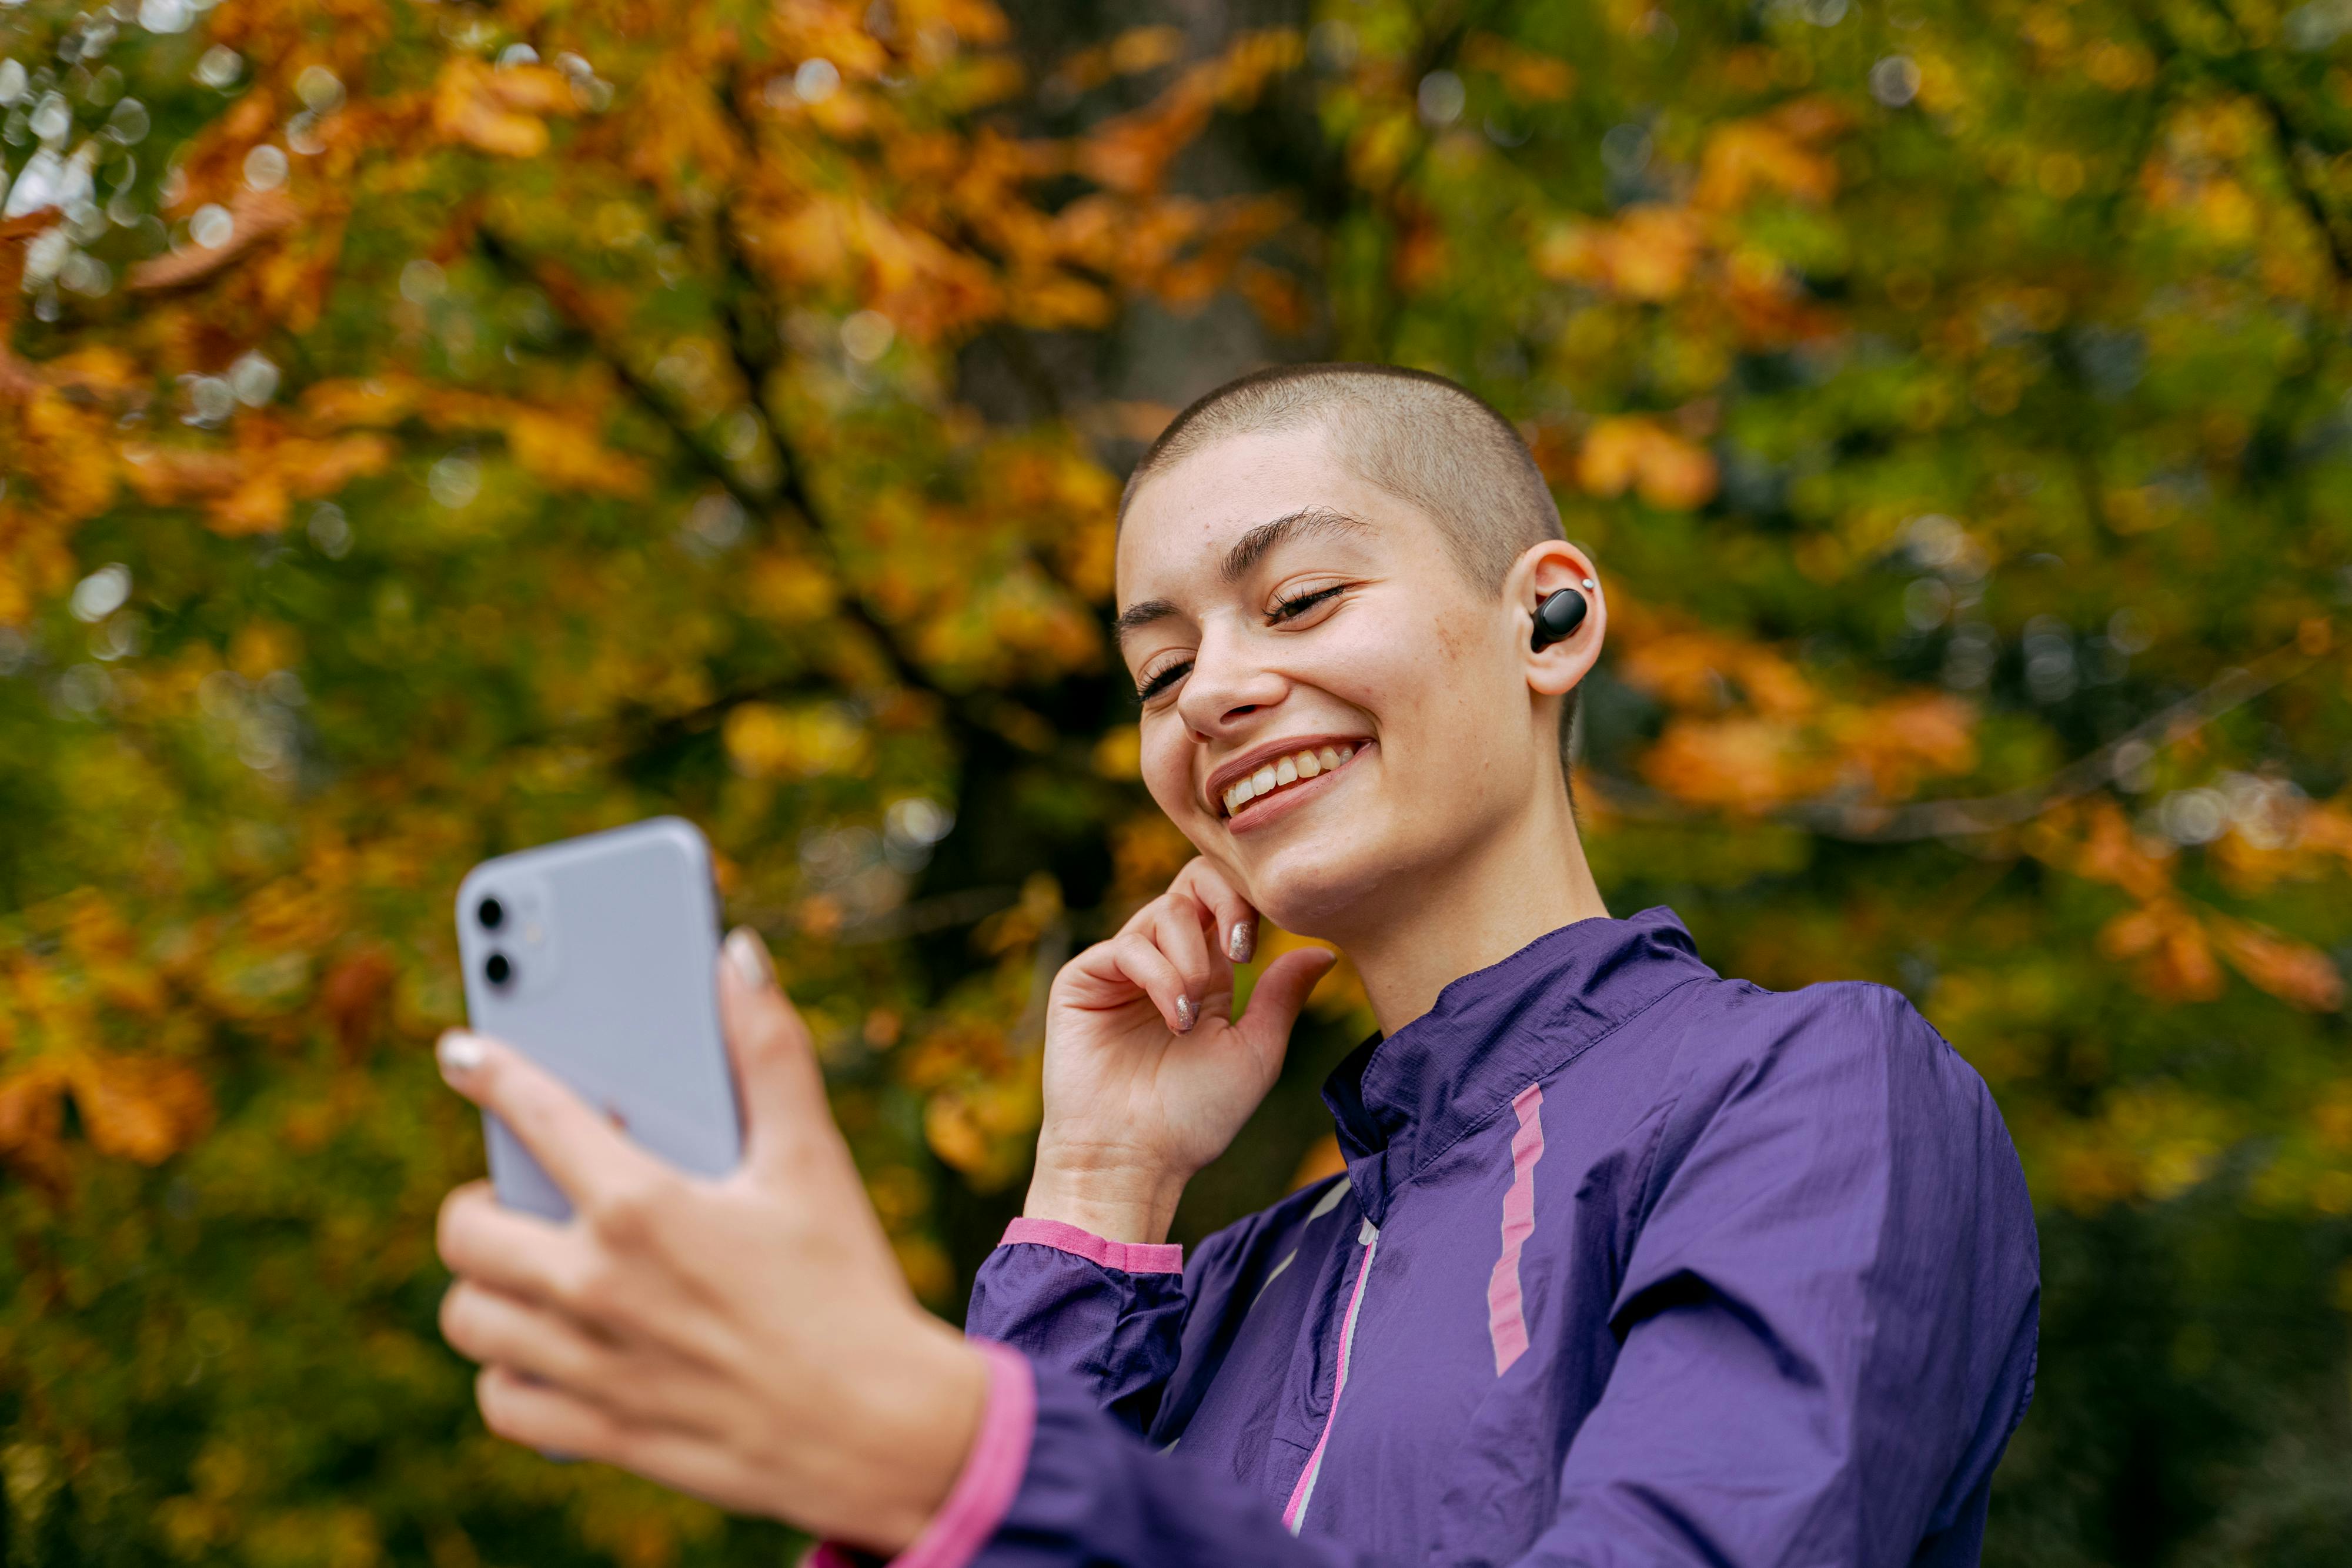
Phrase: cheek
[
  {"left": 1137, "top": 717, "right": 1203, "bottom": 826},
  {"left": 1314, "top": 606, "right": 1474, "bottom": 727}
]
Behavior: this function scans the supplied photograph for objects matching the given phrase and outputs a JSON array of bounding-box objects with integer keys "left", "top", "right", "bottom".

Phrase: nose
[{"left": 1175, "top": 623, "right": 1288, "bottom": 737}]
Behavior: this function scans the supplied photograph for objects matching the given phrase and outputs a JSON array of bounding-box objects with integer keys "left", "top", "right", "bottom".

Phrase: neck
[{"left": 1336, "top": 783, "right": 1609, "bottom": 1035}]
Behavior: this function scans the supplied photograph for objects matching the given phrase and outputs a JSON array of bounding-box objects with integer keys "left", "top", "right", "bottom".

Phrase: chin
[{"left": 1228, "top": 828, "right": 1409, "bottom": 943}]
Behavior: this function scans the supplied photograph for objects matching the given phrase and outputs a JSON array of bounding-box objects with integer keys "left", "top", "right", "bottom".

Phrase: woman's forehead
[{"left": 1115, "top": 434, "right": 1409, "bottom": 593}]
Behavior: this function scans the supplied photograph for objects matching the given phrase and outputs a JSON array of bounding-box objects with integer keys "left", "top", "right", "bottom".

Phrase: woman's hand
[
  {"left": 1028, "top": 858, "right": 1336, "bottom": 1245},
  {"left": 433, "top": 930, "right": 987, "bottom": 1554}
]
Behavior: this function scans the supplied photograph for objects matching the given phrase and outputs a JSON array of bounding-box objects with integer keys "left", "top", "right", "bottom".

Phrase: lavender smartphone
[{"left": 455, "top": 817, "right": 743, "bottom": 1220}]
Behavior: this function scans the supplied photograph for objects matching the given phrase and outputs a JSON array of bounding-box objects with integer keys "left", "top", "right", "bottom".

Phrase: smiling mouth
[{"left": 1218, "top": 742, "right": 1363, "bottom": 819}]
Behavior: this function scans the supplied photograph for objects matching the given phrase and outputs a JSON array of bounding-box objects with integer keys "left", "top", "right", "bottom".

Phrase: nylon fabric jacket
[{"left": 943, "top": 908, "right": 2040, "bottom": 1567}]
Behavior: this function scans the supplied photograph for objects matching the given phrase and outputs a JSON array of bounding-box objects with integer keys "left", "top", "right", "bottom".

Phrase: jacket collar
[{"left": 1321, "top": 907, "right": 1712, "bottom": 1224}]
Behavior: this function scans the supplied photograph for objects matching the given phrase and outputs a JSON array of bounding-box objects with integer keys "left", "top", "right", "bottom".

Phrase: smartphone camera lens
[
  {"left": 477, "top": 896, "right": 505, "bottom": 931},
  {"left": 485, "top": 952, "right": 513, "bottom": 987}
]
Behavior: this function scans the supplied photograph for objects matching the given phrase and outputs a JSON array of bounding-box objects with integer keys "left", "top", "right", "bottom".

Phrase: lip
[{"left": 1205, "top": 734, "right": 1374, "bottom": 831}]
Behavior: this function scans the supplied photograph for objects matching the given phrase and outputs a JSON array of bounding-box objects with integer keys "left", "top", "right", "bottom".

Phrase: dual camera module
[{"left": 476, "top": 895, "right": 514, "bottom": 988}]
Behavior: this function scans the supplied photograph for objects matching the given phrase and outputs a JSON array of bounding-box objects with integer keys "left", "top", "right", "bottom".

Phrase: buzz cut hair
[
  {"left": 1118, "top": 362, "right": 1565, "bottom": 590},
  {"left": 1118, "top": 362, "right": 1581, "bottom": 790}
]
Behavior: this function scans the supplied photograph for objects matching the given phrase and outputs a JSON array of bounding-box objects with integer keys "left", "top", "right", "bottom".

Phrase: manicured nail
[
  {"left": 438, "top": 1031, "right": 486, "bottom": 1076},
  {"left": 726, "top": 927, "right": 774, "bottom": 990},
  {"left": 1228, "top": 922, "right": 1255, "bottom": 964},
  {"left": 1173, "top": 995, "right": 1195, "bottom": 1034}
]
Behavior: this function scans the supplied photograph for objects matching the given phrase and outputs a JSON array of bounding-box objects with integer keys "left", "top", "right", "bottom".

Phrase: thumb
[
  {"left": 717, "top": 927, "right": 833, "bottom": 1172},
  {"left": 1236, "top": 945, "right": 1338, "bottom": 1053}
]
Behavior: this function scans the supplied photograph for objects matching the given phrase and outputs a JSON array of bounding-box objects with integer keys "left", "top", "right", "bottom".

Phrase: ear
[{"left": 1506, "top": 540, "right": 1606, "bottom": 699}]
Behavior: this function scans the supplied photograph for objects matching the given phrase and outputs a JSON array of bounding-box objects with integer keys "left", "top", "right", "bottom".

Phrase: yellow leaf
[{"left": 434, "top": 59, "right": 554, "bottom": 159}]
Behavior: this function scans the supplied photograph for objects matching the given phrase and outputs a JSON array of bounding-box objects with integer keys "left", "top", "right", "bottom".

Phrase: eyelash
[
  {"left": 1133, "top": 586, "right": 1354, "bottom": 703},
  {"left": 1268, "top": 583, "right": 1348, "bottom": 623},
  {"left": 1137, "top": 661, "right": 1189, "bottom": 703}
]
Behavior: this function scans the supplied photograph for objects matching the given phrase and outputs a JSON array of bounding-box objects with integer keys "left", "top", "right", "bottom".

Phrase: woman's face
[{"left": 1114, "top": 426, "right": 1588, "bottom": 939}]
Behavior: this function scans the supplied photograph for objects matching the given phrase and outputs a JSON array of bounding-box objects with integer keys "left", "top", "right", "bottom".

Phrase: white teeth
[{"left": 1223, "top": 744, "right": 1362, "bottom": 815}]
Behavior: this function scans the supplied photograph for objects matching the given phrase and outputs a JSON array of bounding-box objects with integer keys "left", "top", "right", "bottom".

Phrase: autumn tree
[{"left": 7, "top": 0, "right": 2352, "bottom": 1560}]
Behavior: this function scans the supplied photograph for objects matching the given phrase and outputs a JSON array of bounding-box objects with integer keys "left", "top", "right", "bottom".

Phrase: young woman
[{"left": 432, "top": 365, "right": 2040, "bottom": 1567}]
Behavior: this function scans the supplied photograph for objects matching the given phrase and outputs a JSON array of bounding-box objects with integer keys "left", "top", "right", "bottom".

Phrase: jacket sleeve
[
  {"left": 963, "top": 1218, "right": 1190, "bottom": 1432},
  {"left": 1532, "top": 984, "right": 2041, "bottom": 1567},
  {"left": 862, "top": 986, "right": 2038, "bottom": 1568}
]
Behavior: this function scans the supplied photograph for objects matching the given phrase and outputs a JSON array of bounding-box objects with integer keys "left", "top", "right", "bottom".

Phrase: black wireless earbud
[{"left": 1531, "top": 579, "right": 1598, "bottom": 650}]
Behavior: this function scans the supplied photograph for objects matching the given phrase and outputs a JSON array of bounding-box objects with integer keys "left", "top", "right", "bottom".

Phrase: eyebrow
[
  {"left": 1112, "top": 507, "right": 1372, "bottom": 646},
  {"left": 1113, "top": 597, "right": 1180, "bottom": 643},
  {"left": 1221, "top": 506, "right": 1370, "bottom": 582}
]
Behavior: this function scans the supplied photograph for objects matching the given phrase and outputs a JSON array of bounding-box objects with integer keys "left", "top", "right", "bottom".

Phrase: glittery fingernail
[
  {"left": 1174, "top": 995, "right": 1195, "bottom": 1033},
  {"left": 1228, "top": 922, "right": 1255, "bottom": 964},
  {"left": 725, "top": 927, "right": 774, "bottom": 989},
  {"left": 437, "top": 1031, "right": 486, "bottom": 1076}
]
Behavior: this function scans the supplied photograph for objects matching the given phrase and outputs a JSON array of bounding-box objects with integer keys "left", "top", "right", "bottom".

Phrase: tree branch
[
  {"left": 2144, "top": 0, "right": 2352, "bottom": 279},
  {"left": 1585, "top": 635, "right": 2326, "bottom": 843},
  {"left": 473, "top": 223, "right": 962, "bottom": 728}
]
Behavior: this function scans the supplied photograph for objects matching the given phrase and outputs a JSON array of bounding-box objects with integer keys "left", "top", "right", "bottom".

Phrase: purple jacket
[{"left": 843, "top": 908, "right": 2039, "bottom": 1568}]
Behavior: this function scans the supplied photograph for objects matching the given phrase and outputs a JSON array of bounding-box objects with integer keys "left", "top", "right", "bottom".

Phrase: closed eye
[
  {"left": 1137, "top": 660, "right": 1192, "bottom": 703},
  {"left": 1268, "top": 583, "right": 1349, "bottom": 624}
]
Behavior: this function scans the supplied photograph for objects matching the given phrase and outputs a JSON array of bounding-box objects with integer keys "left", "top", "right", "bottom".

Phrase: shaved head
[
  {"left": 1119, "top": 363, "right": 1565, "bottom": 591},
  {"left": 1119, "top": 363, "right": 1581, "bottom": 791}
]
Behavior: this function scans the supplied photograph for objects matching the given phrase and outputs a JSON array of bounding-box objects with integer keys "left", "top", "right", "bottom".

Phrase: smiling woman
[
  {"left": 959, "top": 365, "right": 2036, "bottom": 1564},
  {"left": 432, "top": 363, "right": 2037, "bottom": 1568},
  {"left": 1107, "top": 368, "right": 1607, "bottom": 981}
]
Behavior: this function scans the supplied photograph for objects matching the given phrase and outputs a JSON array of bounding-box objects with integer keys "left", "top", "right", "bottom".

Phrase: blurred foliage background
[{"left": 8, "top": 0, "right": 2352, "bottom": 1561}]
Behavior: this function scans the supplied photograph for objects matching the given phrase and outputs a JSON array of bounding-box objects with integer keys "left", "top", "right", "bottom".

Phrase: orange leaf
[
  {"left": 434, "top": 59, "right": 559, "bottom": 159},
  {"left": 319, "top": 947, "right": 399, "bottom": 1059},
  {"left": 1693, "top": 110, "right": 1842, "bottom": 214},
  {"left": 1575, "top": 416, "right": 1718, "bottom": 509},
  {"left": 2210, "top": 917, "right": 2346, "bottom": 1012},
  {"left": 66, "top": 1053, "right": 213, "bottom": 1165},
  {"left": 2099, "top": 900, "right": 2225, "bottom": 1003},
  {"left": 0, "top": 1065, "right": 69, "bottom": 1187},
  {"left": 1639, "top": 715, "right": 1822, "bottom": 811}
]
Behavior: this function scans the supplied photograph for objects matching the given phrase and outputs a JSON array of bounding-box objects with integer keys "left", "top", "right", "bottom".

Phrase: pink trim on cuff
[
  {"left": 804, "top": 1340, "right": 1037, "bottom": 1568},
  {"left": 1001, "top": 1215, "right": 1184, "bottom": 1273}
]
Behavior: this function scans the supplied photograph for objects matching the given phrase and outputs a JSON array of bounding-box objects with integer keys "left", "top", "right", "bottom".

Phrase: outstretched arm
[{"left": 430, "top": 890, "right": 1329, "bottom": 1557}]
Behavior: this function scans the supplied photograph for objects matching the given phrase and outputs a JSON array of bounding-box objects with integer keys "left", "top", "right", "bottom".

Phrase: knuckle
[
  {"left": 549, "top": 1252, "right": 603, "bottom": 1314},
  {"left": 746, "top": 1005, "right": 810, "bottom": 1068},
  {"left": 587, "top": 1172, "right": 667, "bottom": 1243}
]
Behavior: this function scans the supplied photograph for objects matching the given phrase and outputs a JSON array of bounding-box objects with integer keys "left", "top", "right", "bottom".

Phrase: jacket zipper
[{"left": 1281, "top": 1216, "right": 1379, "bottom": 1534}]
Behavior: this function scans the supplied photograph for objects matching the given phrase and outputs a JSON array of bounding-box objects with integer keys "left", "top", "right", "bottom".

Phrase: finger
[
  {"left": 1235, "top": 945, "right": 1337, "bottom": 1060},
  {"left": 442, "top": 1279, "right": 620, "bottom": 1389},
  {"left": 1148, "top": 900, "right": 1224, "bottom": 1017},
  {"left": 437, "top": 1181, "right": 584, "bottom": 1304},
  {"left": 476, "top": 1362, "right": 634, "bottom": 1460},
  {"left": 1174, "top": 859, "right": 1260, "bottom": 965},
  {"left": 1107, "top": 931, "right": 1197, "bottom": 1034},
  {"left": 717, "top": 927, "right": 834, "bottom": 1173},
  {"left": 476, "top": 1366, "right": 741, "bottom": 1512},
  {"left": 437, "top": 1030, "right": 664, "bottom": 1209}
]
